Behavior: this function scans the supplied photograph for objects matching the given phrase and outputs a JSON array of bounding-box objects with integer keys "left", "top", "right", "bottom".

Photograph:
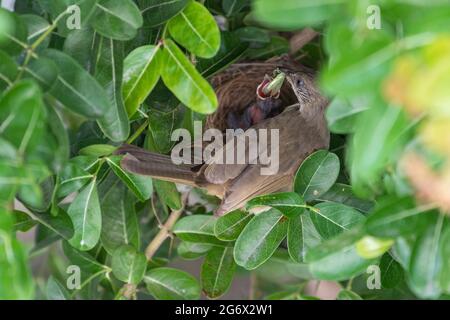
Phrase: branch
[{"left": 144, "top": 194, "right": 187, "bottom": 261}]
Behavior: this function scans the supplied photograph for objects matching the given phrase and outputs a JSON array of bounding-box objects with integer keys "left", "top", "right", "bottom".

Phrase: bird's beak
[{"left": 257, "top": 72, "right": 286, "bottom": 100}]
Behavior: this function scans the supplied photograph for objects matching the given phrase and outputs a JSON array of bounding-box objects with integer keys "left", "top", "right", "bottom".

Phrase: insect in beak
[{"left": 256, "top": 70, "right": 286, "bottom": 100}]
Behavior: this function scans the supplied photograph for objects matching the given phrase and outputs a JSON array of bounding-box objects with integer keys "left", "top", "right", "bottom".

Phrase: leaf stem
[{"left": 126, "top": 119, "right": 149, "bottom": 144}]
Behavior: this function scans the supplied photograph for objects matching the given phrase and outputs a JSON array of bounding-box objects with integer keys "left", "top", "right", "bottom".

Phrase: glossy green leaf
[
  {"left": 154, "top": 180, "right": 181, "bottom": 210},
  {"left": 0, "top": 8, "right": 27, "bottom": 55},
  {"left": 138, "top": 0, "right": 188, "bottom": 28},
  {"left": 349, "top": 102, "right": 410, "bottom": 197},
  {"left": 0, "top": 50, "right": 18, "bottom": 90},
  {"left": 246, "top": 35, "right": 289, "bottom": 60},
  {"left": 177, "top": 241, "right": 212, "bottom": 260},
  {"left": 294, "top": 150, "right": 340, "bottom": 202},
  {"left": 79, "top": 144, "right": 116, "bottom": 157},
  {"left": 356, "top": 236, "right": 394, "bottom": 259},
  {"left": 253, "top": 0, "right": 342, "bottom": 29},
  {"left": 311, "top": 202, "right": 365, "bottom": 240},
  {"left": 67, "top": 178, "right": 102, "bottom": 251},
  {"left": 287, "top": 212, "right": 321, "bottom": 263},
  {"left": 325, "top": 97, "right": 368, "bottom": 134},
  {"left": 380, "top": 253, "right": 404, "bottom": 289},
  {"left": 167, "top": 1, "right": 220, "bottom": 58},
  {"left": 222, "top": 0, "right": 248, "bottom": 16},
  {"left": 147, "top": 106, "right": 184, "bottom": 154},
  {"left": 99, "top": 173, "right": 140, "bottom": 254},
  {"left": 214, "top": 209, "right": 252, "bottom": 241},
  {"left": 122, "top": 45, "right": 161, "bottom": 116},
  {"left": 106, "top": 156, "right": 153, "bottom": 202},
  {"left": 306, "top": 228, "right": 376, "bottom": 281},
  {"left": 409, "top": 213, "right": 445, "bottom": 299},
  {"left": 234, "top": 208, "right": 288, "bottom": 270},
  {"left": 234, "top": 27, "right": 270, "bottom": 48},
  {"left": 365, "top": 197, "right": 430, "bottom": 238},
  {"left": 95, "top": 37, "right": 130, "bottom": 142},
  {"left": 144, "top": 267, "right": 201, "bottom": 300},
  {"left": 57, "top": 161, "right": 93, "bottom": 198},
  {"left": 201, "top": 246, "right": 236, "bottom": 299},
  {"left": 43, "top": 49, "right": 111, "bottom": 119},
  {"left": 92, "top": 0, "right": 143, "bottom": 41},
  {"left": 160, "top": 39, "right": 218, "bottom": 114},
  {"left": 197, "top": 31, "right": 248, "bottom": 78},
  {"left": 0, "top": 81, "right": 46, "bottom": 156},
  {"left": 246, "top": 192, "right": 305, "bottom": 218},
  {"left": 23, "top": 57, "right": 58, "bottom": 92},
  {"left": 46, "top": 276, "right": 70, "bottom": 300},
  {"left": 316, "top": 183, "right": 374, "bottom": 213},
  {"left": 337, "top": 289, "right": 362, "bottom": 300},
  {"left": 173, "top": 215, "right": 224, "bottom": 246},
  {"left": 22, "top": 14, "right": 50, "bottom": 51},
  {"left": 62, "top": 240, "right": 106, "bottom": 276},
  {"left": 112, "top": 245, "right": 147, "bottom": 284}
]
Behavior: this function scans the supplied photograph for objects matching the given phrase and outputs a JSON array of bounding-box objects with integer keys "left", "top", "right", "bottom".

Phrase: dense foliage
[{"left": 1, "top": 0, "right": 450, "bottom": 300}]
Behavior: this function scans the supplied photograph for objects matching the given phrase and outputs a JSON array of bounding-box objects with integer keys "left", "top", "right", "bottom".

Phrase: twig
[{"left": 144, "top": 194, "right": 187, "bottom": 261}]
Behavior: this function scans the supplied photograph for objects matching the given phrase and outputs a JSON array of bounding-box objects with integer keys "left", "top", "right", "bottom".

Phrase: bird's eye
[{"left": 297, "top": 78, "right": 305, "bottom": 87}]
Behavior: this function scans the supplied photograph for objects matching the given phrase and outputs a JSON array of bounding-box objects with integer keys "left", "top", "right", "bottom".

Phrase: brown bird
[{"left": 115, "top": 59, "right": 329, "bottom": 216}]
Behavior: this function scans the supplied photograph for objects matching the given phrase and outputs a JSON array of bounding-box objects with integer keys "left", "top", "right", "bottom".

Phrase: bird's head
[{"left": 285, "top": 71, "right": 326, "bottom": 116}]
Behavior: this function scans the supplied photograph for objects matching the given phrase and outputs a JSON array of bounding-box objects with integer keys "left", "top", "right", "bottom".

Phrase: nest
[{"left": 206, "top": 55, "right": 311, "bottom": 132}]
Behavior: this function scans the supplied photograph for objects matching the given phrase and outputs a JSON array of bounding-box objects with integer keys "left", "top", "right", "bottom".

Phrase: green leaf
[
  {"left": 22, "top": 14, "right": 51, "bottom": 51},
  {"left": 122, "top": 45, "right": 161, "bottom": 116},
  {"left": 287, "top": 212, "right": 321, "bottom": 263},
  {"left": 234, "top": 27, "right": 270, "bottom": 48},
  {"left": 0, "top": 50, "right": 18, "bottom": 90},
  {"left": 38, "top": 0, "right": 98, "bottom": 37},
  {"left": 161, "top": 39, "right": 218, "bottom": 114},
  {"left": 222, "top": 0, "right": 248, "bottom": 17},
  {"left": 0, "top": 209, "right": 34, "bottom": 299},
  {"left": 92, "top": 0, "right": 143, "bottom": 41},
  {"left": 234, "top": 208, "right": 288, "bottom": 270},
  {"left": 67, "top": 178, "right": 102, "bottom": 251},
  {"left": 63, "top": 27, "right": 97, "bottom": 70},
  {"left": 62, "top": 240, "right": 106, "bottom": 276},
  {"left": 409, "top": 213, "right": 445, "bottom": 299},
  {"left": 253, "top": 0, "right": 342, "bottom": 29},
  {"left": 46, "top": 276, "right": 70, "bottom": 300},
  {"left": 99, "top": 173, "right": 140, "bottom": 254},
  {"left": 355, "top": 236, "right": 394, "bottom": 259},
  {"left": 214, "top": 209, "right": 252, "bottom": 241},
  {"left": 154, "top": 180, "right": 181, "bottom": 210},
  {"left": 246, "top": 192, "right": 305, "bottom": 218},
  {"left": 173, "top": 215, "right": 224, "bottom": 246},
  {"left": 95, "top": 37, "right": 130, "bottom": 142},
  {"left": 106, "top": 156, "right": 153, "bottom": 202},
  {"left": 365, "top": 197, "right": 430, "bottom": 238},
  {"left": 0, "top": 80, "right": 46, "bottom": 157},
  {"left": 167, "top": 1, "right": 220, "bottom": 58},
  {"left": 246, "top": 35, "right": 289, "bottom": 60},
  {"left": 42, "top": 49, "right": 111, "bottom": 119},
  {"left": 0, "top": 9, "right": 27, "bottom": 55},
  {"left": 12, "top": 210, "right": 38, "bottom": 232},
  {"left": 111, "top": 245, "right": 147, "bottom": 284},
  {"left": 380, "top": 253, "right": 404, "bottom": 289},
  {"left": 337, "top": 289, "right": 362, "bottom": 300},
  {"left": 23, "top": 57, "right": 58, "bottom": 92},
  {"left": 177, "top": 241, "right": 212, "bottom": 260},
  {"left": 201, "top": 246, "right": 236, "bottom": 299},
  {"left": 306, "top": 228, "right": 376, "bottom": 281},
  {"left": 311, "top": 202, "right": 365, "bottom": 240},
  {"left": 79, "top": 144, "right": 116, "bottom": 157},
  {"left": 325, "top": 97, "right": 368, "bottom": 134},
  {"left": 138, "top": 0, "right": 188, "bottom": 28},
  {"left": 144, "top": 267, "right": 201, "bottom": 300},
  {"left": 294, "top": 150, "right": 340, "bottom": 202},
  {"left": 197, "top": 31, "right": 248, "bottom": 78},
  {"left": 316, "top": 183, "right": 374, "bottom": 213},
  {"left": 147, "top": 106, "right": 185, "bottom": 154},
  {"left": 349, "top": 102, "right": 410, "bottom": 197},
  {"left": 57, "top": 161, "right": 93, "bottom": 198}
]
